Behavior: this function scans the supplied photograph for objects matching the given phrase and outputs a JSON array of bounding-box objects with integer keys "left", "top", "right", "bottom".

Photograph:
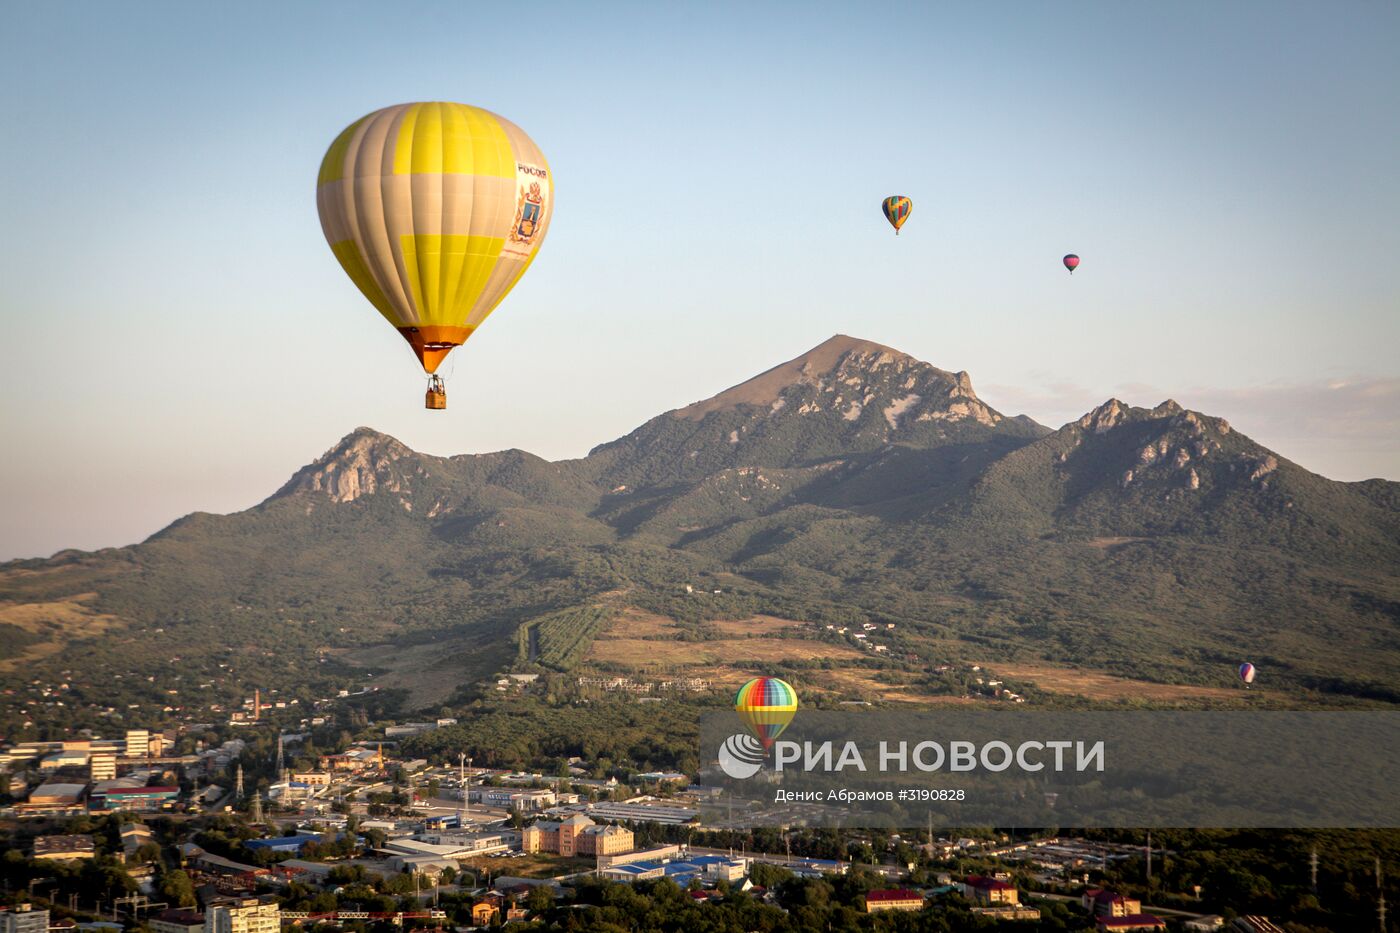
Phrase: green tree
[
  {"left": 525, "top": 885, "right": 555, "bottom": 912},
  {"left": 160, "top": 869, "right": 196, "bottom": 907},
  {"left": 131, "top": 842, "right": 161, "bottom": 865}
]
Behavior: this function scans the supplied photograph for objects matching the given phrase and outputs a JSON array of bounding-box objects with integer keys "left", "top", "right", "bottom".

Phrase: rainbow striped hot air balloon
[
  {"left": 882, "top": 196, "right": 912, "bottom": 235},
  {"left": 734, "top": 677, "right": 798, "bottom": 749}
]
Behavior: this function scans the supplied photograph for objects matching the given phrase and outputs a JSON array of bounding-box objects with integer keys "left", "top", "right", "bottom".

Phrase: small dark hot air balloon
[
  {"left": 1063, "top": 253, "right": 1080, "bottom": 274},
  {"left": 882, "top": 196, "right": 912, "bottom": 235},
  {"left": 1239, "top": 662, "right": 1256, "bottom": 688}
]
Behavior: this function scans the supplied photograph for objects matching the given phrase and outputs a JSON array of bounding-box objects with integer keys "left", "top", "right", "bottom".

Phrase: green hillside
[{"left": 2, "top": 335, "right": 1397, "bottom": 736}]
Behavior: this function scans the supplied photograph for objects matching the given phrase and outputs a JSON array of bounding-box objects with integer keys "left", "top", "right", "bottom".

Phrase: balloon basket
[{"left": 425, "top": 375, "right": 447, "bottom": 410}]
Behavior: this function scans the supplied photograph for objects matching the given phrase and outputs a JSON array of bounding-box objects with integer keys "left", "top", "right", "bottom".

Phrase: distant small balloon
[
  {"left": 1063, "top": 254, "right": 1080, "bottom": 274},
  {"left": 1239, "top": 662, "right": 1256, "bottom": 686},
  {"left": 882, "top": 196, "right": 913, "bottom": 235}
]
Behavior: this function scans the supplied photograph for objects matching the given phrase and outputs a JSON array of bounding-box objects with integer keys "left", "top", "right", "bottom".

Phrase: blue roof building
[
  {"left": 244, "top": 833, "right": 335, "bottom": 854},
  {"left": 600, "top": 855, "right": 748, "bottom": 885}
]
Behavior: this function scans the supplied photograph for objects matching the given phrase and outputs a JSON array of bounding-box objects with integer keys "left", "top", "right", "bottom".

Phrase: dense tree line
[{"left": 400, "top": 696, "right": 701, "bottom": 774}]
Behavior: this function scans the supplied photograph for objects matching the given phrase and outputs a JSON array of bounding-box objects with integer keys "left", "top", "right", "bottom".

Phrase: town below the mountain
[{"left": 2, "top": 691, "right": 1397, "bottom": 933}]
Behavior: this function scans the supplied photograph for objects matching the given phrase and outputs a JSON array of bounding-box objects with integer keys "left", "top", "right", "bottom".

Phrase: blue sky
[{"left": 2, "top": 1, "right": 1398, "bottom": 559}]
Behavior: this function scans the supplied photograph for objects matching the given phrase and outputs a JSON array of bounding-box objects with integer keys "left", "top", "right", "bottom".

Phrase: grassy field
[
  {"left": 809, "top": 667, "right": 983, "bottom": 704},
  {"left": 587, "top": 607, "right": 672, "bottom": 639},
  {"left": 582, "top": 608, "right": 1254, "bottom": 705},
  {"left": 340, "top": 632, "right": 513, "bottom": 710},
  {"left": 706, "top": 614, "right": 806, "bottom": 637},
  {"left": 594, "top": 609, "right": 808, "bottom": 640},
  {"left": 459, "top": 852, "right": 595, "bottom": 880},
  {"left": 0, "top": 593, "right": 121, "bottom": 671},
  {"left": 587, "top": 636, "right": 864, "bottom": 669},
  {"left": 975, "top": 660, "right": 1247, "bottom": 701}
]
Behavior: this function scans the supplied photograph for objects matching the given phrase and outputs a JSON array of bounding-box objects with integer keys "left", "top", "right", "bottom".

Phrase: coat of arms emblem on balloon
[{"left": 513, "top": 180, "right": 546, "bottom": 243}]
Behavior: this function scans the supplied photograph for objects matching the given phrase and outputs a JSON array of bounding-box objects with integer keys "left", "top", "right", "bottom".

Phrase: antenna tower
[
  {"left": 1378, "top": 858, "right": 1387, "bottom": 932},
  {"left": 458, "top": 754, "right": 466, "bottom": 822}
]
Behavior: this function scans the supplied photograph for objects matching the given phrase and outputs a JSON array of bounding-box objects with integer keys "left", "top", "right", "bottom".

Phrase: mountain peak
[
  {"left": 587, "top": 335, "right": 1046, "bottom": 487},
  {"left": 1078, "top": 398, "right": 1130, "bottom": 434},
  {"left": 1152, "top": 399, "right": 1184, "bottom": 416},
  {"left": 1074, "top": 398, "right": 1233, "bottom": 440},
  {"left": 811, "top": 333, "right": 911, "bottom": 361},
  {"left": 673, "top": 334, "right": 955, "bottom": 421},
  {"left": 327, "top": 426, "right": 413, "bottom": 460},
  {"left": 346, "top": 425, "right": 396, "bottom": 440},
  {"left": 269, "top": 427, "right": 423, "bottom": 504},
  {"left": 1047, "top": 396, "right": 1282, "bottom": 498}
]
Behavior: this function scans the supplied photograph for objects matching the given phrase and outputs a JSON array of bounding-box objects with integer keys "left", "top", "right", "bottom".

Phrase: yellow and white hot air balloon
[{"left": 316, "top": 101, "right": 554, "bottom": 409}]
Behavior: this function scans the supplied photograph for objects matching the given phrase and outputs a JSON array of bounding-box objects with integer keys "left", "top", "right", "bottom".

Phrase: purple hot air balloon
[{"left": 1238, "top": 662, "right": 1256, "bottom": 687}]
